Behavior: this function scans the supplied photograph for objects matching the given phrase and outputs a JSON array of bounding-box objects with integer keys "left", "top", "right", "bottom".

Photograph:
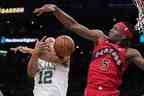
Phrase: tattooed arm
[{"left": 27, "top": 49, "right": 41, "bottom": 78}]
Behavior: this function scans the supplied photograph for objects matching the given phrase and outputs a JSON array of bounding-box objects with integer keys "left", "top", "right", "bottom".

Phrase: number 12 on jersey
[{"left": 39, "top": 70, "right": 53, "bottom": 84}]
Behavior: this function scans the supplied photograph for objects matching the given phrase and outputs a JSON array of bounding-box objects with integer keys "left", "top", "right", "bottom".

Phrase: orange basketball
[{"left": 54, "top": 35, "right": 75, "bottom": 57}]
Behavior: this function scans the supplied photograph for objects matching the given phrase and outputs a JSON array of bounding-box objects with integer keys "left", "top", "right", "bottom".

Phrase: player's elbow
[
  {"left": 27, "top": 64, "right": 37, "bottom": 78},
  {"left": 135, "top": 60, "right": 144, "bottom": 71}
]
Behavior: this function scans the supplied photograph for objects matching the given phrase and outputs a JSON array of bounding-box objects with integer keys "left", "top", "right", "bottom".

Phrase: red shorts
[{"left": 84, "top": 87, "right": 120, "bottom": 96}]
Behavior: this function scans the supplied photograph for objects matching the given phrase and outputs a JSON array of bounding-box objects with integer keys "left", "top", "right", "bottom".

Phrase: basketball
[{"left": 54, "top": 35, "right": 75, "bottom": 57}]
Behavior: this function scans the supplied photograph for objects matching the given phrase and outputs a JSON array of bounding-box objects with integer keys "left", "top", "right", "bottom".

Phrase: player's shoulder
[
  {"left": 90, "top": 29, "right": 108, "bottom": 41},
  {"left": 126, "top": 48, "right": 141, "bottom": 59},
  {"left": 91, "top": 29, "right": 105, "bottom": 36}
]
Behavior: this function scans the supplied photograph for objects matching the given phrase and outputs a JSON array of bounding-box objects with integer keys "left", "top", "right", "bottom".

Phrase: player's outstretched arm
[
  {"left": 27, "top": 36, "right": 51, "bottom": 78},
  {"left": 127, "top": 48, "right": 144, "bottom": 70},
  {"left": 10, "top": 46, "right": 39, "bottom": 78},
  {"left": 34, "top": 4, "right": 104, "bottom": 42},
  {"left": 10, "top": 46, "right": 34, "bottom": 54}
]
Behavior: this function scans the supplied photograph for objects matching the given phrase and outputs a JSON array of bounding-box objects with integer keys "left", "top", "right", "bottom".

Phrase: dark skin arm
[
  {"left": 126, "top": 48, "right": 144, "bottom": 70},
  {"left": 53, "top": 7, "right": 104, "bottom": 42},
  {"left": 34, "top": 4, "right": 105, "bottom": 42}
]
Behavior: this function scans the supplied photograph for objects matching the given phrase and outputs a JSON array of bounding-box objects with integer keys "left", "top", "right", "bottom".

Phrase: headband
[{"left": 116, "top": 22, "right": 133, "bottom": 39}]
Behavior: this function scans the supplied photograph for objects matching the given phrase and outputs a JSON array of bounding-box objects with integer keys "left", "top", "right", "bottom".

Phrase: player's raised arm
[
  {"left": 27, "top": 49, "right": 41, "bottom": 78},
  {"left": 10, "top": 46, "right": 34, "bottom": 54},
  {"left": 27, "top": 37, "right": 48, "bottom": 78},
  {"left": 34, "top": 4, "right": 105, "bottom": 42}
]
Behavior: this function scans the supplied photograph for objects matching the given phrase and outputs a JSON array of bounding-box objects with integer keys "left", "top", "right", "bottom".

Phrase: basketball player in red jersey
[{"left": 33, "top": 4, "right": 144, "bottom": 96}]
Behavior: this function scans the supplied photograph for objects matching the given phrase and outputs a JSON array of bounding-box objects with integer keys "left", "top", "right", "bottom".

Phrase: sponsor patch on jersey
[{"left": 38, "top": 59, "right": 56, "bottom": 70}]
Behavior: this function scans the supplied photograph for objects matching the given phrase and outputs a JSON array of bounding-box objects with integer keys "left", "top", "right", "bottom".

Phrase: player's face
[
  {"left": 45, "top": 37, "right": 55, "bottom": 48},
  {"left": 108, "top": 24, "right": 125, "bottom": 41}
]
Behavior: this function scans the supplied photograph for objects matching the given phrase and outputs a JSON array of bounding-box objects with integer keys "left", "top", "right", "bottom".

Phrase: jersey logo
[
  {"left": 39, "top": 61, "right": 56, "bottom": 70},
  {"left": 93, "top": 48, "right": 122, "bottom": 66}
]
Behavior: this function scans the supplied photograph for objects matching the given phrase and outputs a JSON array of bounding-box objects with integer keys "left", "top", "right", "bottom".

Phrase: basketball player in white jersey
[{"left": 10, "top": 36, "right": 74, "bottom": 96}]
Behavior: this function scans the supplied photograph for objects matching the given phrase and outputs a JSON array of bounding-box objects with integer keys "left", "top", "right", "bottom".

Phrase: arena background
[{"left": 0, "top": 0, "right": 144, "bottom": 96}]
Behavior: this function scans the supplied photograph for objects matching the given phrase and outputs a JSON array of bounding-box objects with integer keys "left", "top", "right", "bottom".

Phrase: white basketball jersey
[{"left": 33, "top": 58, "right": 69, "bottom": 96}]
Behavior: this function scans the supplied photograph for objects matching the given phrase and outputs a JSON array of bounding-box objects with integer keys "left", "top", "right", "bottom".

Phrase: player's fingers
[
  {"left": 19, "top": 47, "right": 30, "bottom": 53},
  {"left": 36, "top": 39, "right": 39, "bottom": 45},
  {"left": 38, "top": 43, "right": 49, "bottom": 48},
  {"left": 39, "top": 46, "right": 49, "bottom": 49},
  {"left": 18, "top": 48, "right": 25, "bottom": 53},
  {"left": 10, "top": 48, "right": 17, "bottom": 51},
  {"left": 34, "top": 8, "right": 44, "bottom": 16},
  {"left": 35, "top": 39, "right": 40, "bottom": 47},
  {"left": 40, "top": 36, "right": 47, "bottom": 42},
  {"left": 35, "top": 42, "right": 47, "bottom": 49},
  {"left": 36, "top": 11, "right": 43, "bottom": 16},
  {"left": 33, "top": 8, "right": 41, "bottom": 13},
  {"left": 36, "top": 39, "right": 39, "bottom": 43},
  {"left": 10, "top": 47, "right": 18, "bottom": 54}
]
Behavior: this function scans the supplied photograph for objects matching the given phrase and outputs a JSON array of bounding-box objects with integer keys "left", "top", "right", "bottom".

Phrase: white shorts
[{"left": 33, "top": 86, "right": 61, "bottom": 96}]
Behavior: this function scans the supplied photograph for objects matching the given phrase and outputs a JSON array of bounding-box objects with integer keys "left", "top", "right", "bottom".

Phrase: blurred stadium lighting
[{"left": 0, "top": 7, "right": 24, "bottom": 14}]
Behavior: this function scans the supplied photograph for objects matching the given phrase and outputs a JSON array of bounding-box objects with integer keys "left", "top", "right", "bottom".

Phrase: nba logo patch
[{"left": 100, "top": 59, "right": 110, "bottom": 71}]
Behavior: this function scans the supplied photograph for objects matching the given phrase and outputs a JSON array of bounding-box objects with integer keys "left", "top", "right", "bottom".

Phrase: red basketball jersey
[{"left": 85, "top": 37, "right": 128, "bottom": 95}]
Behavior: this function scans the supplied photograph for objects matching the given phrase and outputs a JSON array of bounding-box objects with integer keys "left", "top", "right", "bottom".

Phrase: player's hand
[
  {"left": 10, "top": 47, "right": 19, "bottom": 53},
  {"left": 35, "top": 36, "right": 49, "bottom": 49},
  {"left": 33, "top": 36, "right": 50, "bottom": 55},
  {"left": 10, "top": 46, "right": 24, "bottom": 53},
  {"left": 10, "top": 46, "right": 33, "bottom": 54},
  {"left": 33, "top": 4, "right": 56, "bottom": 16},
  {"left": 18, "top": 46, "right": 33, "bottom": 54}
]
